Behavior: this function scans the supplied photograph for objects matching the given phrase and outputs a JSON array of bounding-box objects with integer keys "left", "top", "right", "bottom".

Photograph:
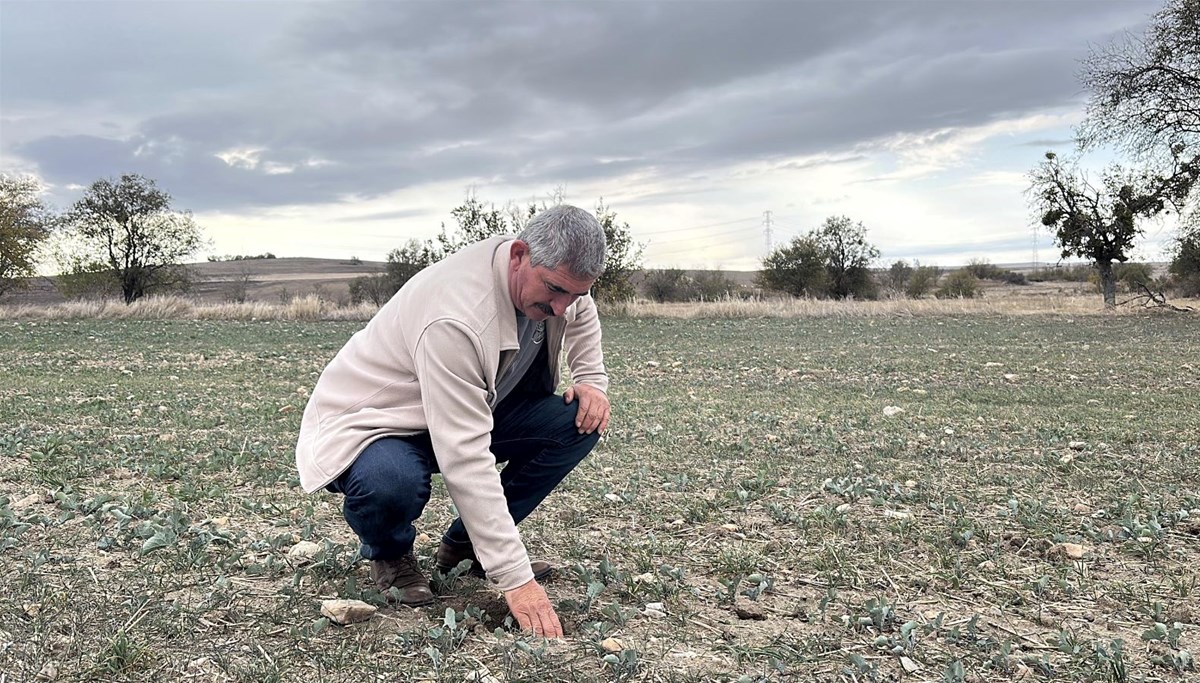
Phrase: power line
[
  {"left": 643, "top": 225, "right": 758, "bottom": 245},
  {"left": 630, "top": 215, "right": 760, "bottom": 238},
  {"left": 763, "top": 210, "right": 774, "bottom": 252}
]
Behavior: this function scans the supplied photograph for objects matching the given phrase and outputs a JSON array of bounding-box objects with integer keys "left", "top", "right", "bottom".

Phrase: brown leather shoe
[
  {"left": 434, "top": 541, "right": 553, "bottom": 581},
  {"left": 371, "top": 553, "right": 434, "bottom": 606}
]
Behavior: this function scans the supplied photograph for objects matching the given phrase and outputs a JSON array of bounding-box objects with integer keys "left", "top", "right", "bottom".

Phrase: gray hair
[{"left": 517, "top": 204, "right": 606, "bottom": 279}]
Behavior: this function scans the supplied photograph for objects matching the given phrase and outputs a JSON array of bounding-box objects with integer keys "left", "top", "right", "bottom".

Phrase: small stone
[
  {"left": 720, "top": 523, "right": 740, "bottom": 532},
  {"left": 288, "top": 541, "right": 323, "bottom": 563},
  {"left": 1086, "top": 399, "right": 1101, "bottom": 406},
  {"left": 158, "top": 433, "right": 177, "bottom": 443},
  {"left": 1060, "top": 454, "right": 1075, "bottom": 465},
  {"left": 600, "top": 637, "right": 625, "bottom": 653},
  {"left": 1013, "top": 664, "right": 1034, "bottom": 681},
  {"left": 1068, "top": 441, "right": 1087, "bottom": 450},
  {"left": 734, "top": 603, "right": 766, "bottom": 621},
  {"left": 645, "top": 602, "right": 665, "bottom": 612},
  {"left": 12, "top": 493, "right": 42, "bottom": 509},
  {"left": 1072, "top": 503, "right": 1091, "bottom": 514},
  {"left": 904, "top": 480, "right": 917, "bottom": 488},
  {"left": 900, "top": 656, "right": 920, "bottom": 673},
  {"left": 882, "top": 406, "right": 905, "bottom": 417},
  {"left": 883, "top": 510, "right": 911, "bottom": 520},
  {"left": 23, "top": 603, "right": 42, "bottom": 618},
  {"left": 278, "top": 405, "right": 295, "bottom": 413},
  {"left": 911, "top": 389, "right": 927, "bottom": 395},
  {"left": 985, "top": 362, "right": 1003, "bottom": 368},
  {"left": 415, "top": 532, "right": 431, "bottom": 545},
  {"left": 1048, "top": 542, "right": 1089, "bottom": 561},
  {"left": 835, "top": 503, "right": 852, "bottom": 514},
  {"left": 35, "top": 662, "right": 57, "bottom": 681},
  {"left": 644, "top": 608, "right": 666, "bottom": 619},
  {"left": 977, "top": 560, "right": 996, "bottom": 570},
  {"left": 604, "top": 493, "right": 621, "bottom": 502},
  {"left": 320, "top": 599, "right": 377, "bottom": 625},
  {"left": 944, "top": 428, "right": 955, "bottom": 435},
  {"left": 1003, "top": 373, "right": 1018, "bottom": 381},
  {"left": 646, "top": 361, "right": 659, "bottom": 368},
  {"left": 632, "top": 572, "right": 656, "bottom": 583}
]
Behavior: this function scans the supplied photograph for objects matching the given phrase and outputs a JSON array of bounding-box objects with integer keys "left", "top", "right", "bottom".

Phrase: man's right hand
[{"left": 504, "top": 579, "right": 563, "bottom": 638}]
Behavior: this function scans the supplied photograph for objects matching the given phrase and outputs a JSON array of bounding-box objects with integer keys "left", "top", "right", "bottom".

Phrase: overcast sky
[{"left": 0, "top": 0, "right": 1173, "bottom": 269}]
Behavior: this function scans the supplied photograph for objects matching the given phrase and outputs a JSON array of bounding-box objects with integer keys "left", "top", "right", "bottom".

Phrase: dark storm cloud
[{"left": 1, "top": 0, "right": 1152, "bottom": 212}]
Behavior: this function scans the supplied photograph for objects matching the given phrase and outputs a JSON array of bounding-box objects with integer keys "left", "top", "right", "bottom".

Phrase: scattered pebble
[
  {"left": 1003, "top": 374, "right": 1018, "bottom": 382},
  {"left": 35, "top": 662, "right": 57, "bottom": 681},
  {"left": 882, "top": 406, "right": 905, "bottom": 417},
  {"left": 900, "top": 656, "right": 920, "bottom": 673},
  {"left": 882, "top": 510, "right": 911, "bottom": 520},
  {"left": 604, "top": 493, "right": 621, "bottom": 502},
  {"left": 12, "top": 493, "right": 43, "bottom": 509},
  {"left": 1068, "top": 441, "right": 1087, "bottom": 450},
  {"left": 1072, "top": 503, "right": 1091, "bottom": 514},
  {"left": 600, "top": 637, "right": 625, "bottom": 653},
  {"left": 646, "top": 361, "right": 659, "bottom": 368},
  {"left": 320, "top": 599, "right": 376, "bottom": 625},
  {"left": 720, "top": 523, "right": 740, "bottom": 532},
  {"left": 1086, "top": 399, "right": 1101, "bottom": 405},
  {"left": 288, "top": 541, "right": 323, "bottom": 563},
  {"left": 1048, "top": 542, "right": 1090, "bottom": 561}
]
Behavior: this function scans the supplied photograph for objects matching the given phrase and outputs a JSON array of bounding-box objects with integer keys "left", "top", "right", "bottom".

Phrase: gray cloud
[{"left": 2, "top": 0, "right": 1153, "bottom": 215}]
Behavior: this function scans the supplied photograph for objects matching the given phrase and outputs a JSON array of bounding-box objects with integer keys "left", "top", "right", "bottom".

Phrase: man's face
[{"left": 508, "top": 240, "right": 596, "bottom": 321}]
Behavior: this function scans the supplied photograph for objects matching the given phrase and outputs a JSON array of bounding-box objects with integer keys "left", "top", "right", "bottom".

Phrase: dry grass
[
  {"left": 2, "top": 287, "right": 1196, "bottom": 323},
  {"left": 0, "top": 294, "right": 379, "bottom": 322}
]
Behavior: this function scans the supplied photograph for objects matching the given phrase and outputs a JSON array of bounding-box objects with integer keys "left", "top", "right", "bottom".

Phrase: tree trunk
[{"left": 1097, "top": 260, "right": 1117, "bottom": 307}]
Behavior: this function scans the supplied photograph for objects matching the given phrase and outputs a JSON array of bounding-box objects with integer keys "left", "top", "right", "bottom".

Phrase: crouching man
[{"left": 295, "top": 205, "right": 611, "bottom": 638}]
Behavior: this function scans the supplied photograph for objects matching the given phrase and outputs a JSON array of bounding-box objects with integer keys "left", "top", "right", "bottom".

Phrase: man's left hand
[{"left": 564, "top": 384, "right": 609, "bottom": 435}]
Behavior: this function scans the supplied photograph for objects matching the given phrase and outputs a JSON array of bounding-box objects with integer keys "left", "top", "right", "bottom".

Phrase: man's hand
[
  {"left": 504, "top": 579, "right": 563, "bottom": 638},
  {"left": 564, "top": 383, "right": 609, "bottom": 435}
]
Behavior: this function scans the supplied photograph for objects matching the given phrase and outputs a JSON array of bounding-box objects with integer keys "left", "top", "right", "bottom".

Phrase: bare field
[{"left": 1, "top": 313, "right": 1198, "bottom": 682}]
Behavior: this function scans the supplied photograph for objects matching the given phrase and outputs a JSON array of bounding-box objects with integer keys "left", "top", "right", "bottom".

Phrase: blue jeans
[{"left": 325, "top": 391, "right": 600, "bottom": 560}]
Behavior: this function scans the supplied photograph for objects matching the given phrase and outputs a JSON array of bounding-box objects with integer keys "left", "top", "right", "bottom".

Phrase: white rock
[
  {"left": 882, "top": 406, "right": 905, "bottom": 417},
  {"left": 604, "top": 493, "right": 621, "bottom": 502},
  {"left": 985, "top": 362, "right": 1003, "bottom": 368},
  {"left": 13, "top": 493, "right": 44, "bottom": 509},
  {"left": 320, "top": 599, "right": 377, "bottom": 625},
  {"left": 900, "top": 656, "right": 920, "bottom": 673},
  {"left": 644, "top": 608, "right": 667, "bottom": 619},
  {"left": 836, "top": 503, "right": 852, "bottom": 514},
  {"left": 1003, "top": 373, "right": 1018, "bottom": 381},
  {"left": 633, "top": 572, "right": 656, "bottom": 583},
  {"left": 1048, "top": 543, "right": 1089, "bottom": 561},
  {"left": 36, "top": 662, "right": 57, "bottom": 681},
  {"left": 287, "top": 541, "right": 323, "bottom": 563},
  {"left": 882, "top": 510, "right": 911, "bottom": 520},
  {"left": 466, "top": 668, "right": 501, "bottom": 683},
  {"left": 1068, "top": 441, "right": 1087, "bottom": 450}
]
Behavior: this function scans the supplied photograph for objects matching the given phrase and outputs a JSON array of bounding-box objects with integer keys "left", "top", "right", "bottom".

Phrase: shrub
[
  {"left": 905, "top": 265, "right": 941, "bottom": 298},
  {"left": 935, "top": 269, "right": 979, "bottom": 298},
  {"left": 643, "top": 269, "right": 690, "bottom": 302},
  {"left": 1114, "top": 262, "right": 1154, "bottom": 292}
]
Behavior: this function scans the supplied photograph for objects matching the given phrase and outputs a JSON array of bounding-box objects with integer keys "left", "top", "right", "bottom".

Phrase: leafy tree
[
  {"left": 885, "top": 260, "right": 914, "bottom": 293},
  {"left": 0, "top": 174, "right": 56, "bottom": 296},
  {"left": 1169, "top": 231, "right": 1200, "bottom": 296},
  {"left": 811, "top": 216, "right": 880, "bottom": 299},
  {"left": 64, "top": 174, "right": 207, "bottom": 304},
  {"left": 756, "top": 236, "right": 828, "bottom": 297},
  {"left": 419, "top": 193, "right": 642, "bottom": 303},
  {"left": 1028, "top": 151, "right": 1198, "bottom": 306},
  {"left": 591, "top": 200, "right": 644, "bottom": 302},
  {"left": 905, "top": 265, "right": 941, "bottom": 298}
]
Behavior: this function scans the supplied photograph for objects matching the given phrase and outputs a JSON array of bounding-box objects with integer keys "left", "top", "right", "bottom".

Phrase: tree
[
  {"left": 591, "top": 200, "right": 644, "bottom": 302},
  {"left": 349, "top": 239, "right": 439, "bottom": 305},
  {"left": 0, "top": 174, "right": 55, "bottom": 296},
  {"left": 885, "top": 260, "right": 914, "bottom": 293},
  {"left": 65, "top": 174, "right": 207, "bottom": 304},
  {"left": 420, "top": 193, "right": 643, "bottom": 304},
  {"left": 811, "top": 216, "right": 880, "bottom": 299},
  {"left": 906, "top": 265, "right": 941, "bottom": 298},
  {"left": 1169, "top": 230, "right": 1200, "bottom": 296},
  {"left": 1078, "top": 0, "right": 1199, "bottom": 158},
  {"left": 756, "top": 235, "right": 828, "bottom": 297},
  {"left": 1028, "top": 151, "right": 1198, "bottom": 306}
]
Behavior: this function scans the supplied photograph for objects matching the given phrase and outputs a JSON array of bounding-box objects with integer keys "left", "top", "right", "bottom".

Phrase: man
[{"left": 295, "top": 205, "right": 610, "bottom": 639}]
